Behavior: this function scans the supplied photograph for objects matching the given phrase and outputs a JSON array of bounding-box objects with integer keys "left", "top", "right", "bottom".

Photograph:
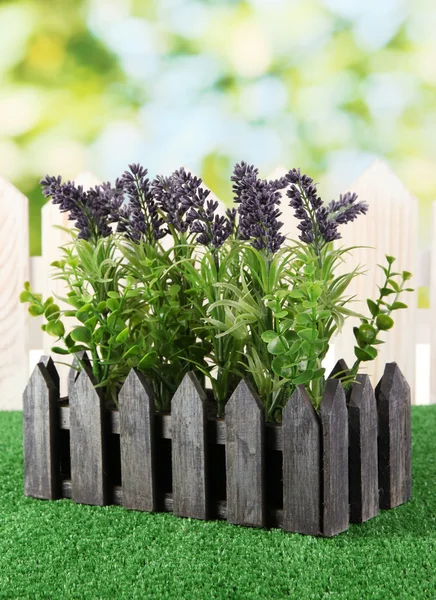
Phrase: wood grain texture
[
  {"left": 0, "top": 176, "right": 30, "bottom": 410},
  {"left": 376, "top": 362, "right": 412, "bottom": 508},
  {"left": 67, "top": 351, "right": 91, "bottom": 396},
  {"left": 60, "top": 481, "right": 286, "bottom": 528},
  {"left": 119, "top": 369, "right": 156, "bottom": 511},
  {"left": 23, "top": 356, "right": 61, "bottom": 499},
  {"left": 320, "top": 379, "right": 349, "bottom": 537},
  {"left": 348, "top": 374, "right": 379, "bottom": 523},
  {"left": 171, "top": 372, "right": 208, "bottom": 519},
  {"left": 69, "top": 368, "right": 108, "bottom": 505},
  {"left": 282, "top": 385, "right": 321, "bottom": 535},
  {"left": 225, "top": 378, "right": 265, "bottom": 527},
  {"left": 332, "top": 161, "right": 418, "bottom": 401},
  {"left": 59, "top": 406, "right": 285, "bottom": 451}
]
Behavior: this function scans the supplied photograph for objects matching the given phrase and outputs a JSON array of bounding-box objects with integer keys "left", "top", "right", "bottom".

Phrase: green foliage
[
  {"left": 348, "top": 256, "right": 414, "bottom": 384},
  {"left": 21, "top": 176, "right": 413, "bottom": 421}
]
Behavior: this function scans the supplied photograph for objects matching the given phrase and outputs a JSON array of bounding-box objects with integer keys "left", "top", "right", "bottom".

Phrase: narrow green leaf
[
  {"left": 390, "top": 302, "right": 408, "bottom": 310},
  {"left": 354, "top": 346, "right": 377, "bottom": 361},
  {"left": 51, "top": 346, "right": 69, "bottom": 355},
  {"left": 138, "top": 351, "right": 157, "bottom": 370},
  {"left": 115, "top": 327, "right": 129, "bottom": 343},
  {"left": 293, "top": 370, "right": 313, "bottom": 385},
  {"left": 366, "top": 299, "right": 379, "bottom": 317}
]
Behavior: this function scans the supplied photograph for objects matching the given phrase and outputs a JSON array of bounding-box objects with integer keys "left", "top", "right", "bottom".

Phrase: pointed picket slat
[
  {"left": 226, "top": 378, "right": 265, "bottom": 527},
  {"left": 23, "top": 356, "right": 61, "bottom": 499},
  {"left": 119, "top": 369, "right": 156, "bottom": 511},
  {"left": 320, "top": 379, "right": 349, "bottom": 537},
  {"left": 171, "top": 372, "right": 208, "bottom": 519},
  {"left": 376, "top": 362, "right": 412, "bottom": 508},
  {"left": 67, "top": 351, "right": 91, "bottom": 396},
  {"left": 348, "top": 374, "right": 379, "bottom": 523},
  {"left": 69, "top": 367, "right": 108, "bottom": 505},
  {"left": 283, "top": 385, "right": 321, "bottom": 535},
  {"left": 0, "top": 176, "right": 29, "bottom": 410},
  {"left": 328, "top": 359, "right": 349, "bottom": 380},
  {"left": 332, "top": 161, "right": 418, "bottom": 401}
]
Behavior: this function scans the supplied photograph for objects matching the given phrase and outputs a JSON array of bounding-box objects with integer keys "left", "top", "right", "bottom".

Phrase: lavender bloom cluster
[
  {"left": 153, "top": 167, "right": 235, "bottom": 248},
  {"left": 40, "top": 175, "right": 123, "bottom": 241},
  {"left": 116, "top": 164, "right": 167, "bottom": 243},
  {"left": 231, "top": 162, "right": 288, "bottom": 254},
  {"left": 286, "top": 169, "right": 368, "bottom": 246}
]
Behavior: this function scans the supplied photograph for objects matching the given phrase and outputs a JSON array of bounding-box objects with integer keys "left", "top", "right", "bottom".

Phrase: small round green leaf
[
  {"left": 376, "top": 314, "right": 394, "bottom": 331},
  {"left": 28, "top": 304, "right": 45, "bottom": 316},
  {"left": 261, "top": 330, "right": 278, "bottom": 343},
  {"left": 358, "top": 323, "right": 377, "bottom": 344},
  {"left": 107, "top": 298, "right": 120, "bottom": 312},
  {"left": 267, "top": 336, "right": 287, "bottom": 356},
  {"left": 19, "top": 291, "right": 33, "bottom": 303},
  {"left": 45, "top": 304, "right": 61, "bottom": 320},
  {"left": 71, "top": 326, "right": 92, "bottom": 343},
  {"left": 46, "top": 320, "right": 65, "bottom": 338},
  {"left": 297, "top": 328, "right": 319, "bottom": 342}
]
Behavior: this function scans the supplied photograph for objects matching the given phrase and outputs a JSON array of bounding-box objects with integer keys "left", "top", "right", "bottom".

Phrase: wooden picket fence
[
  {"left": 1, "top": 160, "right": 432, "bottom": 409},
  {"left": 23, "top": 355, "right": 411, "bottom": 537}
]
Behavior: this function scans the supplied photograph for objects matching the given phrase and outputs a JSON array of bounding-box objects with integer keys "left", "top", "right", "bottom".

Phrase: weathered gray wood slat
[
  {"left": 171, "top": 372, "right": 208, "bottom": 519},
  {"left": 283, "top": 385, "right": 321, "bottom": 535},
  {"left": 23, "top": 356, "right": 61, "bottom": 499},
  {"left": 69, "top": 367, "right": 108, "bottom": 505},
  {"left": 348, "top": 375, "right": 379, "bottom": 523},
  {"left": 67, "top": 351, "right": 91, "bottom": 396},
  {"left": 320, "top": 379, "right": 349, "bottom": 537},
  {"left": 328, "top": 359, "right": 349, "bottom": 380},
  {"left": 59, "top": 406, "right": 284, "bottom": 450},
  {"left": 226, "top": 378, "right": 265, "bottom": 527},
  {"left": 119, "top": 369, "right": 156, "bottom": 511},
  {"left": 376, "top": 362, "right": 412, "bottom": 509},
  {"left": 60, "top": 480, "right": 285, "bottom": 527}
]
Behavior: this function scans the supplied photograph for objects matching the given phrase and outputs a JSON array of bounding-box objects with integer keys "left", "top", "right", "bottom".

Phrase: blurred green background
[{"left": 1, "top": 0, "right": 435, "bottom": 256}]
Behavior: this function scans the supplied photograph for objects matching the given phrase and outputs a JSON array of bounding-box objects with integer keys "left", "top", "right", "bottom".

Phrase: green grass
[{"left": 1, "top": 409, "right": 435, "bottom": 600}]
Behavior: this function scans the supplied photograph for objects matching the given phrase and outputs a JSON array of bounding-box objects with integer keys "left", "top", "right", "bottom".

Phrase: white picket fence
[{"left": 1, "top": 161, "right": 433, "bottom": 410}]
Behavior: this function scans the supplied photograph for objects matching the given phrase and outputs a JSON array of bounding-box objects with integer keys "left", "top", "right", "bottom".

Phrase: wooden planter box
[{"left": 23, "top": 357, "right": 411, "bottom": 537}]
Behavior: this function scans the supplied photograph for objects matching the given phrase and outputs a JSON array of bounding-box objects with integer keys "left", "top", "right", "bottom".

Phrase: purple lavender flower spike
[
  {"left": 116, "top": 164, "right": 167, "bottom": 243},
  {"left": 285, "top": 168, "right": 368, "bottom": 247},
  {"left": 156, "top": 167, "right": 235, "bottom": 248},
  {"left": 40, "top": 175, "right": 123, "bottom": 242},
  {"left": 231, "top": 161, "right": 287, "bottom": 254}
]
